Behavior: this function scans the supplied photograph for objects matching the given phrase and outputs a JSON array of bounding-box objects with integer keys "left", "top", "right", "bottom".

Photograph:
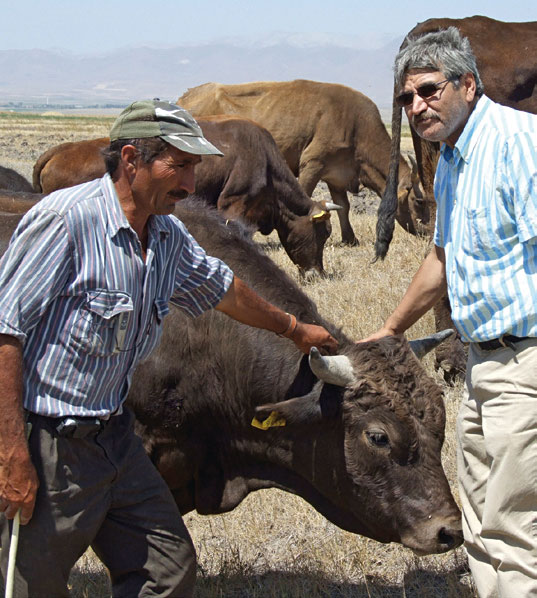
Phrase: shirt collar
[
  {"left": 101, "top": 173, "right": 131, "bottom": 237},
  {"left": 440, "top": 95, "right": 492, "bottom": 165},
  {"left": 101, "top": 173, "right": 170, "bottom": 243}
]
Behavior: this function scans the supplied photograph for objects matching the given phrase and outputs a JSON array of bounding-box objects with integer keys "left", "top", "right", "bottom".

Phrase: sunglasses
[{"left": 395, "top": 79, "right": 453, "bottom": 107}]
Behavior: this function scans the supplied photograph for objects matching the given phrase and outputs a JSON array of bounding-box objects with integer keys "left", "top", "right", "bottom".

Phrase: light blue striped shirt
[
  {"left": 0, "top": 175, "right": 233, "bottom": 417},
  {"left": 434, "top": 95, "right": 537, "bottom": 342}
]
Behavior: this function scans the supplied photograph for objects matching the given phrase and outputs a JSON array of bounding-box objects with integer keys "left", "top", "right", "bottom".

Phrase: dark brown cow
[
  {"left": 178, "top": 79, "right": 427, "bottom": 246},
  {"left": 32, "top": 117, "right": 339, "bottom": 275},
  {"left": 0, "top": 198, "right": 462, "bottom": 554},
  {"left": 376, "top": 16, "right": 537, "bottom": 382},
  {"left": 128, "top": 200, "right": 461, "bottom": 553},
  {"left": 0, "top": 165, "right": 33, "bottom": 192}
]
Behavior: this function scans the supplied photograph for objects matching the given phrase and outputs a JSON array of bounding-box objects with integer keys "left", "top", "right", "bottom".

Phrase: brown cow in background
[
  {"left": 178, "top": 79, "right": 426, "bottom": 246},
  {"left": 33, "top": 116, "right": 339, "bottom": 275},
  {"left": 376, "top": 15, "right": 537, "bottom": 382}
]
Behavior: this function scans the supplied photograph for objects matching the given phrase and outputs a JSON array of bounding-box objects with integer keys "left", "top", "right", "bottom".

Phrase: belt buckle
[
  {"left": 498, "top": 336, "right": 517, "bottom": 351},
  {"left": 56, "top": 417, "right": 102, "bottom": 438}
]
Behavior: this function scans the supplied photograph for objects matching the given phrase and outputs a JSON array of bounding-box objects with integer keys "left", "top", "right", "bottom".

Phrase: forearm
[
  {"left": 215, "top": 277, "right": 296, "bottom": 335},
  {"left": 0, "top": 334, "right": 38, "bottom": 523},
  {"left": 215, "top": 276, "right": 338, "bottom": 354},
  {"left": 0, "top": 334, "right": 26, "bottom": 450},
  {"left": 382, "top": 245, "right": 447, "bottom": 335}
]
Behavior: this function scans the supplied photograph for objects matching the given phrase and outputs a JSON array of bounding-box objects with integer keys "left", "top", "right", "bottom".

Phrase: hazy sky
[{"left": 2, "top": 0, "right": 535, "bottom": 53}]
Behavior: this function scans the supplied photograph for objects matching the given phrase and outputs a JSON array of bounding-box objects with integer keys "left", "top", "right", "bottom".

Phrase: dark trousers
[{"left": 0, "top": 409, "right": 196, "bottom": 597}]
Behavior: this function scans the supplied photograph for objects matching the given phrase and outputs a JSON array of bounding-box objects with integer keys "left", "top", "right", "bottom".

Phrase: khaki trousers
[
  {"left": 457, "top": 340, "right": 537, "bottom": 598},
  {"left": 0, "top": 409, "right": 196, "bottom": 598}
]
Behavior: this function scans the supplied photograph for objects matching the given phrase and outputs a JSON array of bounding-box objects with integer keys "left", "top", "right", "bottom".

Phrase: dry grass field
[{"left": 0, "top": 112, "right": 476, "bottom": 597}]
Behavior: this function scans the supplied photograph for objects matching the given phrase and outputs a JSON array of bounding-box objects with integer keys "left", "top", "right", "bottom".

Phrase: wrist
[{"left": 276, "top": 313, "right": 298, "bottom": 338}]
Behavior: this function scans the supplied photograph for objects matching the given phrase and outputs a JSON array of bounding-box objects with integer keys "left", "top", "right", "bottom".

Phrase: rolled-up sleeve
[
  {"left": 169, "top": 225, "right": 233, "bottom": 317},
  {"left": 0, "top": 209, "right": 72, "bottom": 343}
]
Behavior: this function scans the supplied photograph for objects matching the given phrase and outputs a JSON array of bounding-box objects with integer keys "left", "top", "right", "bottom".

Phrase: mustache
[
  {"left": 412, "top": 111, "right": 441, "bottom": 125},
  {"left": 168, "top": 190, "right": 190, "bottom": 200}
]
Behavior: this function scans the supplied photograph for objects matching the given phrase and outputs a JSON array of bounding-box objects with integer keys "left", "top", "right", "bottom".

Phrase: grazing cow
[
  {"left": 33, "top": 116, "right": 340, "bottom": 275},
  {"left": 178, "top": 79, "right": 426, "bottom": 246},
  {"left": 0, "top": 165, "right": 33, "bottom": 192},
  {"left": 0, "top": 198, "right": 461, "bottom": 554},
  {"left": 375, "top": 16, "right": 537, "bottom": 382}
]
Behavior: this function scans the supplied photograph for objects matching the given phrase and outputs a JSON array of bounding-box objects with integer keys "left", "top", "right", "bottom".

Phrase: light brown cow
[{"left": 178, "top": 79, "right": 426, "bottom": 246}]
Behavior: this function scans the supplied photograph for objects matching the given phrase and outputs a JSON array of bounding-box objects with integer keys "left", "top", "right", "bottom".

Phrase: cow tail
[
  {"left": 31, "top": 147, "right": 56, "bottom": 192},
  {"left": 374, "top": 95, "right": 401, "bottom": 261}
]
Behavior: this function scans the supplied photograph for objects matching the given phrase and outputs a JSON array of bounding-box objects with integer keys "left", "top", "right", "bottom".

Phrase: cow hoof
[
  {"left": 437, "top": 359, "right": 466, "bottom": 385},
  {"left": 339, "top": 238, "right": 359, "bottom": 247}
]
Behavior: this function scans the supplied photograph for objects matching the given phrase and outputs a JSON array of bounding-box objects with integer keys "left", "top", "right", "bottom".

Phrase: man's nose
[
  {"left": 409, "top": 92, "right": 428, "bottom": 114},
  {"left": 179, "top": 166, "right": 196, "bottom": 194}
]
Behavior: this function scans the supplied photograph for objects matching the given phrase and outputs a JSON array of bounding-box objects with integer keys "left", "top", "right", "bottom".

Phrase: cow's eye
[{"left": 366, "top": 430, "right": 390, "bottom": 448}]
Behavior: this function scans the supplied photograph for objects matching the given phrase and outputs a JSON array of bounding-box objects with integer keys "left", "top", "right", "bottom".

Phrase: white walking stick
[
  {"left": 5, "top": 422, "right": 32, "bottom": 598},
  {"left": 5, "top": 511, "right": 20, "bottom": 598}
]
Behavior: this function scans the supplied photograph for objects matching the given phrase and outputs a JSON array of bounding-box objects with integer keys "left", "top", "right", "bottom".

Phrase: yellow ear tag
[
  {"left": 251, "top": 411, "right": 286, "bottom": 430},
  {"left": 312, "top": 210, "right": 328, "bottom": 221}
]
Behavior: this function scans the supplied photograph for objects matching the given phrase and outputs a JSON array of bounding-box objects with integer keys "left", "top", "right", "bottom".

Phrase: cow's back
[
  {"left": 33, "top": 137, "right": 109, "bottom": 194},
  {"left": 180, "top": 79, "right": 389, "bottom": 176},
  {"left": 0, "top": 165, "right": 33, "bottom": 193}
]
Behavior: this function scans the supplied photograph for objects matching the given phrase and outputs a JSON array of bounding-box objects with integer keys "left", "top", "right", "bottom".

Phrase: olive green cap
[{"left": 109, "top": 99, "right": 223, "bottom": 156}]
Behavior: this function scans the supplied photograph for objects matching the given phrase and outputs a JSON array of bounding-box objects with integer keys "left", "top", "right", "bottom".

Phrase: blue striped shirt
[
  {"left": 0, "top": 174, "right": 233, "bottom": 417},
  {"left": 434, "top": 95, "right": 537, "bottom": 342}
]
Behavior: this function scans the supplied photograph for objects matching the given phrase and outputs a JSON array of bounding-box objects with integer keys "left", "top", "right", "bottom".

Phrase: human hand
[
  {"left": 0, "top": 440, "right": 39, "bottom": 525},
  {"left": 357, "top": 326, "right": 398, "bottom": 344},
  {"left": 291, "top": 322, "right": 338, "bottom": 355}
]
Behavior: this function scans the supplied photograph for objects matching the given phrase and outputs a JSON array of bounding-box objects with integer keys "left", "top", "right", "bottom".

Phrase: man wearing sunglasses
[{"left": 364, "top": 27, "right": 537, "bottom": 597}]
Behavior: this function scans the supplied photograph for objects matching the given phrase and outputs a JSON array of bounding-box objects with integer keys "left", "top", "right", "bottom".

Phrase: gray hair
[{"left": 394, "top": 27, "right": 484, "bottom": 95}]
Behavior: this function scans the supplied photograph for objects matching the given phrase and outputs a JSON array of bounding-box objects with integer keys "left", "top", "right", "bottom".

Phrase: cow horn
[
  {"left": 408, "top": 329, "right": 455, "bottom": 359},
  {"left": 308, "top": 347, "right": 355, "bottom": 387},
  {"left": 321, "top": 200, "right": 342, "bottom": 211}
]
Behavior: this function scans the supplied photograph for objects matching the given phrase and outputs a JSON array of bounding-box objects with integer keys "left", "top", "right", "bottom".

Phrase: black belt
[
  {"left": 51, "top": 416, "right": 105, "bottom": 438},
  {"left": 476, "top": 335, "right": 530, "bottom": 351}
]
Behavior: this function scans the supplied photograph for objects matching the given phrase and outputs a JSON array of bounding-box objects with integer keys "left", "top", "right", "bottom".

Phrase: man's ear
[
  {"left": 462, "top": 72, "right": 477, "bottom": 102},
  {"left": 120, "top": 145, "right": 139, "bottom": 181}
]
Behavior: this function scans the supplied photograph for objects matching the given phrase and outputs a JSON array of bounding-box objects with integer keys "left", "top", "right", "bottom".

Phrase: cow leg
[
  {"left": 298, "top": 161, "right": 358, "bottom": 244},
  {"left": 326, "top": 183, "right": 357, "bottom": 246},
  {"left": 433, "top": 294, "right": 467, "bottom": 384}
]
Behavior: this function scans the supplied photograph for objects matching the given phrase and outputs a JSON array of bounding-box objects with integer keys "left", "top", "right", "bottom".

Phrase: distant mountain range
[{"left": 0, "top": 34, "right": 403, "bottom": 110}]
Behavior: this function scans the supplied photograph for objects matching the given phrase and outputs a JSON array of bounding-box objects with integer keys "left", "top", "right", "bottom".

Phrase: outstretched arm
[
  {"left": 362, "top": 244, "right": 447, "bottom": 341},
  {"left": 215, "top": 276, "right": 338, "bottom": 355},
  {"left": 0, "top": 335, "right": 39, "bottom": 525}
]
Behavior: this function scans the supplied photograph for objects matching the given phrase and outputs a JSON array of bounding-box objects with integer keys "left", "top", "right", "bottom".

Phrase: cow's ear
[
  {"left": 252, "top": 382, "right": 341, "bottom": 429},
  {"left": 310, "top": 208, "right": 330, "bottom": 222}
]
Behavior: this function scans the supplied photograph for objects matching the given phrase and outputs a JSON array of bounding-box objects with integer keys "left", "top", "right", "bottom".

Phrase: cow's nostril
[{"left": 437, "top": 526, "right": 463, "bottom": 549}]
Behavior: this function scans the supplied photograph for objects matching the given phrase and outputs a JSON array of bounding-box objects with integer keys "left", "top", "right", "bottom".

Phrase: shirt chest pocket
[
  {"left": 71, "top": 290, "right": 134, "bottom": 357},
  {"left": 462, "top": 207, "right": 499, "bottom": 257}
]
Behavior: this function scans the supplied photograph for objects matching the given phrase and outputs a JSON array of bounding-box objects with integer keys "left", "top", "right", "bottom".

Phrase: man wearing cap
[{"left": 0, "top": 100, "right": 337, "bottom": 597}]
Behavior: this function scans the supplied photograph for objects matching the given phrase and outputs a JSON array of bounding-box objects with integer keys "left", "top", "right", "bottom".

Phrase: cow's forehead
[{"left": 342, "top": 338, "right": 445, "bottom": 419}]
